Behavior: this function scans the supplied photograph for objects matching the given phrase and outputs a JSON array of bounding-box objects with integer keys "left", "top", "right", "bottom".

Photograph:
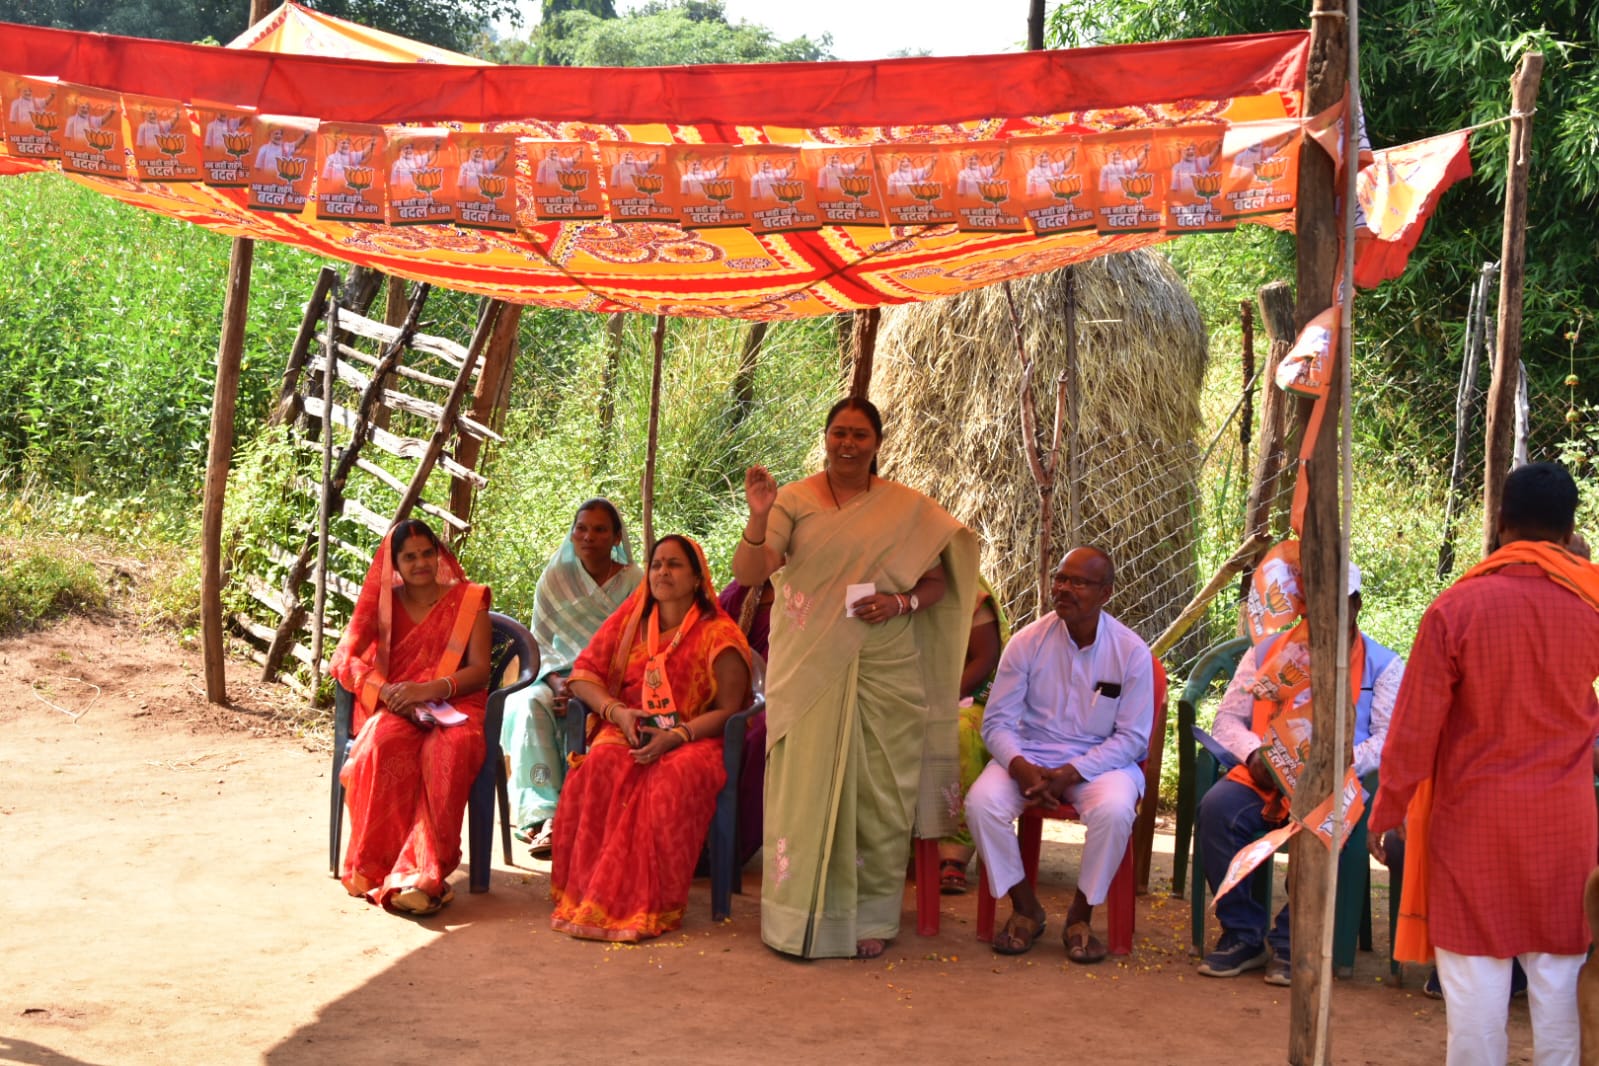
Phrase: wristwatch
[{"left": 908, "top": 593, "right": 920, "bottom": 613}]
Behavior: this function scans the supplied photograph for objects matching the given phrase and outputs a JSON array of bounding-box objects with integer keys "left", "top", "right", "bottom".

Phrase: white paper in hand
[
  {"left": 844, "top": 583, "right": 877, "bottom": 617},
  {"left": 418, "top": 700, "right": 469, "bottom": 727}
]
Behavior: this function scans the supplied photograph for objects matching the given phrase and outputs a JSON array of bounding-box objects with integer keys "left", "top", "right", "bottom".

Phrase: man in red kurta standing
[{"left": 1371, "top": 462, "right": 1599, "bottom": 1066}]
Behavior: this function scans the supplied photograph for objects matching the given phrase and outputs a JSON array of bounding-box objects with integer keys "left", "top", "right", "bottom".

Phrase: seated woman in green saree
[{"left": 735, "top": 397, "right": 978, "bottom": 959}]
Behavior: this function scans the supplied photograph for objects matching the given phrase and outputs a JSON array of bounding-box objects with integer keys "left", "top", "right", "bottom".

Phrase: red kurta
[{"left": 1371, "top": 564, "right": 1599, "bottom": 957}]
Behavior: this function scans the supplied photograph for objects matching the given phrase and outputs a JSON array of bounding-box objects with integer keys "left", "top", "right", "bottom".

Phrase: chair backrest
[
  {"left": 1147, "top": 654, "right": 1169, "bottom": 763},
  {"left": 487, "top": 611, "right": 538, "bottom": 695},
  {"left": 1181, "top": 635, "right": 1250, "bottom": 724}
]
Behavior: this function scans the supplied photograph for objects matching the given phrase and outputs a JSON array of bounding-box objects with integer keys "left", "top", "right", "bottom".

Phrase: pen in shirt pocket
[{"left": 1092, "top": 681, "right": 1122, "bottom": 699}]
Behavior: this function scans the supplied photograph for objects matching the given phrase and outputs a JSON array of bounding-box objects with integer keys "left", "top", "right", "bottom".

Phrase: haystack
[{"left": 871, "top": 250, "right": 1209, "bottom": 646}]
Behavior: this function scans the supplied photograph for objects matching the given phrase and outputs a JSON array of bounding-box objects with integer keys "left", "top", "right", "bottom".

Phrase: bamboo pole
[
  {"left": 198, "top": 0, "right": 275, "bottom": 706},
  {"left": 1482, "top": 53, "right": 1544, "bottom": 556},
  {"left": 848, "top": 308, "right": 880, "bottom": 401},
  {"left": 311, "top": 300, "right": 338, "bottom": 696},
  {"left": 1287, "top": 0, "right": 1349, "bottom": 1060},
  {"left": 641, "top": 315, "right": 667, "bottom": 553}
]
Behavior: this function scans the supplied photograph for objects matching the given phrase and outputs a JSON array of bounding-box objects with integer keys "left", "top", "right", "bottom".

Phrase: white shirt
[
  {"left": 1210, "top": 636, "right": 1405, "bottom": 779},
  {"left": 981, "top": 610, "right": 1155, "bottom": 790}
]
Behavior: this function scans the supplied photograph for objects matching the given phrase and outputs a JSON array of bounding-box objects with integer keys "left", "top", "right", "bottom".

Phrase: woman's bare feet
[{"left": 855, "top": 938, "right": 888, "bottom": 959}]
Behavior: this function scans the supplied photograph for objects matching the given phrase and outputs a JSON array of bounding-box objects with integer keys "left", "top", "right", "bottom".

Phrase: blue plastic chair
[
  {"left": 565, "top": 652, "right": 766, "bottom": 921},
  {"left": 329, "top": 611, "right": 537, "bottom": 894},
  {"left": 1171, "top": 635, "right": 1251, "bottom": 896}
]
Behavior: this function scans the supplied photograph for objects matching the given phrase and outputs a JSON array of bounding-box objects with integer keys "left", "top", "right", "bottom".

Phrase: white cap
[{"left": 1348, "top": 562, "right": 1362, "bottom": 596}]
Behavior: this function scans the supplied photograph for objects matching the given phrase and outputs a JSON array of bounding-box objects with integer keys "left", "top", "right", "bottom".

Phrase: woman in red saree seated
[
  {"left": 331, "top": 518, "right": 492, "bottom": 917},
  {"left": 552, "top": 534, "right": 752, "bottom": 941}
]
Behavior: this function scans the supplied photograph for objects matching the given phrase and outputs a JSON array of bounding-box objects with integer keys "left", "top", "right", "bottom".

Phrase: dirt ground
[{"left": 2, "top": 615, "right": 1541, "bottom": 1065}]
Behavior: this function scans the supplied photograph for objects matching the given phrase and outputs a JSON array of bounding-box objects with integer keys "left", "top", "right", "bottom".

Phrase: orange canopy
[
  {"left": 227, "top": 2, "right": 483, "bottom": 65},
  {"left": 0, "top": 20, "right": 1311, "bottom": 318}
]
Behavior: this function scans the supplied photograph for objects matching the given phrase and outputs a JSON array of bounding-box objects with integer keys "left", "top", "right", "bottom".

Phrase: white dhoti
[
  {"left": 965, "top": 759, "right": 1139, "bottom": 906},
  {"left": 1434, "top": 948, "right": 1583, "bottom": 1066}
]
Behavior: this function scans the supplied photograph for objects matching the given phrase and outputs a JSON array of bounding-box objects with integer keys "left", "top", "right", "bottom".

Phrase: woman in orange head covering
[
  {"left": 331, "top": 518, "right": 492, "bottom": 917},
  {"left": 551, "top": 533, "right": 752, "bottom": 942}
]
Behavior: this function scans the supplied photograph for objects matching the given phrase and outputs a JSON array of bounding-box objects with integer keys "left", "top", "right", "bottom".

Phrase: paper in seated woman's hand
[{"left": 850, "top": 592, "right": 902, "bottom": 626}]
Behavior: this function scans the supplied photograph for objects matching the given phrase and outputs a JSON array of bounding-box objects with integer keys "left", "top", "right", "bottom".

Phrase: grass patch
[{"left": 0, "top": 546, "right": 107, "bottom": 636}]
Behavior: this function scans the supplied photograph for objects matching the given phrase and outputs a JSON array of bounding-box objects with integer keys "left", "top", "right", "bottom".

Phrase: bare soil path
[{"left": 3, "top": 616, "right": 1523, "bottom": 1064}]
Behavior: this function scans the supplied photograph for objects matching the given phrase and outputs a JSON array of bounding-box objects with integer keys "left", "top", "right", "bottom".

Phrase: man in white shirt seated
[{"left": 967, "top": 546, "right": 1155, "bottom": 964}]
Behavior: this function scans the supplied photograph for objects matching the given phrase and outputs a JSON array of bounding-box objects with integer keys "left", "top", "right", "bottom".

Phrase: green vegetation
[{"left": 487, "top": 0, "right": 834, "bottom": 66}]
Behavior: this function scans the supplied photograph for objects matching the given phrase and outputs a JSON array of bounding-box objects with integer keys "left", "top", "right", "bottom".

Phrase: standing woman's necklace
[{"left": 824, "top": 468, "right": 871, "bottom": 510}]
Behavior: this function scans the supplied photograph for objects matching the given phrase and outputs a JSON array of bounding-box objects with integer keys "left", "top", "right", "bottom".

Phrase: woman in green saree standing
[{"left": 735, "top": 397, "right": 978, "bottom": 959}]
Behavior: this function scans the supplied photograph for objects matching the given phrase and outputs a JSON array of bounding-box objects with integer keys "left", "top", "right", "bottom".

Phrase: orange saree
[
  {"left": 551, "top": 566, "right": 751, "bottom": 942},
  {"left": 331, "top": 533, "right": 490, "bottom": 911}
]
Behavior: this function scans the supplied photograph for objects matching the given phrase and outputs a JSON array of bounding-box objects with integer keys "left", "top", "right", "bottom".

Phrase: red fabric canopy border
[{"left": 0, "top": 22, "right": 1307, "bottom": 129}]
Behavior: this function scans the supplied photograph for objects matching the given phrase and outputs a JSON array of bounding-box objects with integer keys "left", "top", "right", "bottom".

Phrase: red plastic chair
[{"left": 968, "top": 654, "right": 1168, "bottom": 955}]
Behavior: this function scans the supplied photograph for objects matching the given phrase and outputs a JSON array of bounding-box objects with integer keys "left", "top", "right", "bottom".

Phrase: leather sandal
[{"left": 991, "top": 909, "right": 1046, "bottom": 955}]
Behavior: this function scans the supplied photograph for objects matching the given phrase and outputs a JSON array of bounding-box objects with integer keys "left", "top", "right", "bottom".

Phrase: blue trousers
[{"left": 1198, "top": 777, "right": 1292, "bottom": 957}]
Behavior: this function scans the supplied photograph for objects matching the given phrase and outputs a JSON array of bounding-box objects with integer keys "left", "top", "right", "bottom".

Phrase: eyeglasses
[{"left": 1052, "top": 575, "right": 1106, "bottom": 591}]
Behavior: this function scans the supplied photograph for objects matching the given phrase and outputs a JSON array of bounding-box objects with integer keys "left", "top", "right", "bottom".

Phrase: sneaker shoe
[
  {"left": 1510, "top": 960, "right": 1528, "bottom": 999},
  {"left": 1263, "top": 954, "right": 1292, "bottom": 986},
  {"left": 1423, "top": 969, "right": 1443, "bottom": 999},
  {"left": 1198, "top": 934, "right": 1269, "bottom": 977}
]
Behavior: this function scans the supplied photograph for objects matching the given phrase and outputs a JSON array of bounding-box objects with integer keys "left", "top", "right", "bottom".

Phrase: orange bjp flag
[
  {"left": 1353, "top": 130, "right": 1472, "bottom": 289},
  {"left": 1217, "top": 119, "right": 1299, "bottom": 223},
  {"left": 315, "top": 122, "right": 385, "bottom": 223},
  {"left": 742, "top": 146, "right": 819, "bottom": 234},
  {"left": 247, "top": 114, "right": 317, "bottom": 214},
  {"left": 59, "top": 83, "right": 126, "bottom": 178},
  {"left": 452, "top": 133, "right": 517, "bottom": 232},
  {"left": 1156, "top": 124, "right": 1231, "bottom": 234},
  {"left": 803, "top": 146, "right": 885, "bottom": 229},
  {"left": 123, "top": 93, "right": 202, "bottom": 183},
  {"left": 193, "top": 100, "right": 256, "bottom": 186},
  {"left": 1084, "top": 129, "right": 1161, "bottom": 234},
  {"left": 872, "top": 144, "right": 957, "bottom": 228},
  {"left": 1012, "top": 135, "right": 1094, "bottom": 236},
  {"left": 384, "top": 128, "right": 452, "bottom": 226},
  {"left": 599, "top": 141, "right": 677, "bottom": 224},
  {"left": 672, "top": 145, "right": 747, "bottom": 229},
  {"left": 529, "top": 141, "right": 603, "bottom": 221},
  {"left": 1, "top": 73, "right": 63, "bottom": 161},
  {"left": 949, "top": 143, "right": 1026, "bottom": 233}
]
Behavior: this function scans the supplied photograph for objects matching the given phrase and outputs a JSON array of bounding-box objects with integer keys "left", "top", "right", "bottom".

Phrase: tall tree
[
  {"left": 498, "top": 0, "right": 833, "bottom": 67},
  {"left": 1048, "top": 0, "right": 1599, "bottom": 465}
]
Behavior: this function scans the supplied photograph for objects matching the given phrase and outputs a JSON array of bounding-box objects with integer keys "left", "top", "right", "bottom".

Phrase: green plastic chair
[{"left": 1171, "top": 635, "right": 1250, "bottom": 895}]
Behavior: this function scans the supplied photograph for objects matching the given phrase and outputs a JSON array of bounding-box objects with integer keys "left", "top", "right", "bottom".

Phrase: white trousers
[
  {"left": 965, "top": 759, "right": 1139, "bottom": 906},
  {"left": 1434, "top": 947, "right": 1584, "bottom": 1066}
]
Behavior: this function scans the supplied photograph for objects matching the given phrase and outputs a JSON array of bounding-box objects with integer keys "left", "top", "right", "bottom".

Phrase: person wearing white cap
[{"left": 1195, "top": 560, "right": 1405, "bottom": 985}]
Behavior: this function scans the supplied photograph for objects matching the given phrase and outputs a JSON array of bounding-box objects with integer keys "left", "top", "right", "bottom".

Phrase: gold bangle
[
  {"left": 674, "top": 724, "right": 693, "bottom": 744},
  {"left": 741, "top": 530, "right": 765, "bottom": 547}
]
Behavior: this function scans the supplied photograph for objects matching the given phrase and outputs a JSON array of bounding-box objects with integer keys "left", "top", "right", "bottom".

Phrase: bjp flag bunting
[
  {"left": 803, "top": 147, "right": 883, "bottom": 228},
  {"left": 59, "top": 83, "right": 125, "bottom": 178},
  {"left": 123, "top": 93, "right": 201, "bottom": 183},
  {"left": 1246, "top": 539, "right": 1305, "bottom": 640},
  {"left": 743, "top": 146, "right": 819, "bottom": 234},
  {"left": 529, "top": 141, "right": 603, "bottom": 221},
  {"left": 1353, "top": 129, "right": 1473, "bottom": 288},
  {"left": 3, "top": 74, "right": 62, "bottom": 160},
  {"left": 194, "top": 100, "right": 255, "bottom": 186},
  {"left": 315, "top": 122, "right": 383, "bottom": 222},
  {"left": 599, "top": 142, "right": 675, "bottom": 224},
  {"left": 1219, "top": 119, "right": 1300, "bottom": 222},
  {"left": 1086, "top": 130, "right": 1161, "bottom": 234},
  {"left": 452, "top": 133, "right": 516, "bottom": 231},
  {"left": 672, "top": 146, "right": 747, "bottom": 229},
  {"left": 1013, "top": 136, "right": 1094, "bottom": 235},
  {"left": 1156, "top": 124, "right": 1229, "bottom": 233},
  {"left": 247, "top": 114, "right": 315, "bottom": 214},
  {"left": 948, "top": 145, "right": 1026, "bottom": 234},
  {"left": 385, "top": 128, "right": 450, "bottom": 225},
  {"left": 873, "top": 145, "right": 956, "bottom": 228}
]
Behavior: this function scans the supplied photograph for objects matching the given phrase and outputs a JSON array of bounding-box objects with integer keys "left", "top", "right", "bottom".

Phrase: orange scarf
[{"left": 1394, "top": 539, "right": 1599, "bottom": 963}]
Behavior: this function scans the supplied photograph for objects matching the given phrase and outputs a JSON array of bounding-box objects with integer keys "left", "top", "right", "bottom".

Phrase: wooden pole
[
  {"left": 1239, "top": 281, "right": 1297, "bottom": 620},
  {"left": 1287, "top": 0, "right": 1348, "bottom": 1061},
  {"left": 1240, "top": 299, "right": 1256, "bottom": 463},
  {"left": 1003, "top": 281, "right": 1067, "bottom": 618},
  {"left": 733, "top": 320, "right": 768, "bottom": 419},
  {"left": 1026, "top": 0, "right": 1046, "bottom": 50},
  {"left": 197, "top": 0, "right": 275, "bottom": 706},
  {"left": 449, "top": 301, "right": 522, "bottom": 533},
  {"left": 1439, "top": 262, "right": 1496, "bottom": 578},
  {"left": 848, "top": 308, "right": 880, "bottom": 400},
  {"left": 311, "top": 300, "right": 338, "bottom": 697},
  {"left": 1062, "top": 267, "right": 1082, "bottom": 545},
  {"left": 641, "top": 314, "right": 666, "bottom": 554},
  {"left": 1482, "top": 52, "right": 1544, "bottom": 554}
]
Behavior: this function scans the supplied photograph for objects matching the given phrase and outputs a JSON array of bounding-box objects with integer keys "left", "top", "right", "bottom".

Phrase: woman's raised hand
[{"left": 744, "top": 465, "right": 777, "bottom": 518}]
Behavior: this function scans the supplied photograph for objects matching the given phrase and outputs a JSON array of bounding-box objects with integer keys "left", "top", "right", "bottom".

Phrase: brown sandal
[
  {"left": 991, "top": 909, "right": 1046, "bottom": 955},
  {"left": 1064, "top": 920, "right": 1107, "bottom": 964}
]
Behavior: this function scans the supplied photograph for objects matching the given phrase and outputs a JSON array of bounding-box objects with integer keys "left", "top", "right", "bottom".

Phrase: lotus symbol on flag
[
  {"left": 1254, "top": 156, "right": 1290, "bottom": 184},
  {"left": 1047, "top": 175, "right": 1083, "bottom": 203},
  {"left": 557, "top": 168, "right": 589, "bottom": 194},
  {"left": 155, "top": 131, "right": 186, "bottom": 161},
  {"left": 632, "top": 170, "right": 664, "bottom": 208},
  {"left": 1192, "top": 171, "right": 1223, "bottom": 209},
  {"left": 478, "top": 172, "right": 507, "bottom": 202},
  {"left": 978, "top": 179, "right": 1009, "bottom": 205},
  {"left": 276, "top": 154, "right": 307, "bottom": 189},
  {"left": 838, "top": 173, "right": 872, "bottom": 201},
  {"left": 909, "top": 180, "right": 942, "bottom": 206},
  {"left": 411, "top": 166, "right": 443, "bottom": 203},
  {"left": 222, "top": 130, "right": 252, "bottom": 161},
  {"left": 84, "top": 127, "right": 116, "bottom": 157},
  {"left": 773, "top": 180, "right": 806, "bottom": 205},
  {"left": 1119, "top": 172, "right": 1154, "bottom": 201},
  {"left": 704, "top": 178, "right": 734, "bottom": 204},
  {"left": 29, "top": 110, "right": 59, "bottom": 136},
  {"left": 345, "top": 164, "right": 374, "bottom": 203}
]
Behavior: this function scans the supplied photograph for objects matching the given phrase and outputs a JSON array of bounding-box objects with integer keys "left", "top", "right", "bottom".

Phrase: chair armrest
[
  {"left": 719, "top": 696, "right": 763, "bottom": 775},
  {"left": 1191, "top": 725, "right": 1240, "bottom": 771},
  {"left": 566, "top": 696, "right": 592, "bottom": 757}
]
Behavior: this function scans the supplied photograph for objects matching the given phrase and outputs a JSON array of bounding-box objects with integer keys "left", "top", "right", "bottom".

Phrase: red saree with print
[
  {"left": 331, "top": 534, "right": 490, "bottom": 910},
  {"left": 552, "top": 584, "right": 751, "bottom": 941}
]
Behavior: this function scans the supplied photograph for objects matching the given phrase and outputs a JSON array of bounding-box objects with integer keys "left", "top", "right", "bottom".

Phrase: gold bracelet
[{"left": 674, "top": 724, "right": 693, "bottom": 745}]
